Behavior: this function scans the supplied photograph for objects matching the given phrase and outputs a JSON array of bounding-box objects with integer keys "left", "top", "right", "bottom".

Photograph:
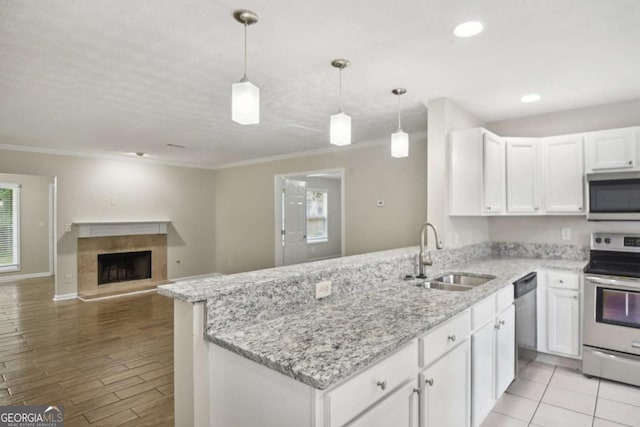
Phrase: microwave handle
[{"left": 585, "top": 276, "right": 640, "bottom": 286}]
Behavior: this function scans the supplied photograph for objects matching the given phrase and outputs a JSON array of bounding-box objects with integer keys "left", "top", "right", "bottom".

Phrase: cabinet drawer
[
  {"left": 421, "top": 310, "right": 471, "bottom": 367},
  {"left": 547, "top": 271, "right": 579, "bottom": 290},
  {"left": 496, "top": 285, "right": 514, "bottom": 312},
  {"left": 471, "top": 295, "right": 496, "bottom": 330},
  {"left": 326, "top": 340, "right": 418, "bottom": 427}
]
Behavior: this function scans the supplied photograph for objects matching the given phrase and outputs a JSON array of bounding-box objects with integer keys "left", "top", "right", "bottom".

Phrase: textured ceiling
[{"left": 1, "top": 0, "right": 639, "bottom": 168}]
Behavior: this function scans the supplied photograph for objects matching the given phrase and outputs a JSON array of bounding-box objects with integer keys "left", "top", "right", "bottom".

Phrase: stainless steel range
[{"left": 583, "top": 233, "right": 640, "bottom": 386}]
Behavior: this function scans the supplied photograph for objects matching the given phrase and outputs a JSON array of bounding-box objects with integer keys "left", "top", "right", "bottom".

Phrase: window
[
  {"left": 306, "top": 189, "right": 328, "bottom": 242},
  {"left": 0, "top": 184, "right": 20, "bottom": 272}
]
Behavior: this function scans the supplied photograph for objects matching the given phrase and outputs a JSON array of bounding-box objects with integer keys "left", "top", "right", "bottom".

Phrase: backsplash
[{"left": 491, "top": 242, "right": 588, "bottom": 261}]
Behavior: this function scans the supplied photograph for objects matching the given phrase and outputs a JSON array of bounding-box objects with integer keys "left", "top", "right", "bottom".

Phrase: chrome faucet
[{"left": 417, "top": 222, "right": 443, "bottom": 279}]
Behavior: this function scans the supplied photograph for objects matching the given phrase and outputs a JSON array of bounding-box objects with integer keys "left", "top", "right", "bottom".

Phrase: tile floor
[{"left": 481, "top": 360, "right": 640, "bottom": 427}]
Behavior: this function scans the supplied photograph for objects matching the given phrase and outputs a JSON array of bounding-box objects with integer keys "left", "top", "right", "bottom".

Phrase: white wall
[
  {"left": 214, "top": 136, "right": 428, "bottom": 274},
  {"left": 486, "top": 98, "right": 640, "bottom": 247},
  {"left": 426, "top": 98, "right": 490, "bottom": 247},
  {"left": 0, "top": 149, "right": 217, "bottom": 297},
  {"left": 0, "top": 173, "right": 54, "bottom": 278}
]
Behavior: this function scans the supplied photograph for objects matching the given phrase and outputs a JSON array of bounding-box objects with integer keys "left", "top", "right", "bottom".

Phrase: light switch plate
[{"left": 315, "top": 280, "right": 332, "bottom": 299}]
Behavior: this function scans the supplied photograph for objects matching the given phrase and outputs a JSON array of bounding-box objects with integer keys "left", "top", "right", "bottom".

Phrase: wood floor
[{"left": 0, "top": 277, "right": 174, "bottom": 426}]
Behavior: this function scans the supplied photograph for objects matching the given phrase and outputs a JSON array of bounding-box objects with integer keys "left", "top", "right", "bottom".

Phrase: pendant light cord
[
  {"left": 339, "top": 68, "right": 343, "bottom": 112},
  {"left": 397, "top": 94, "right": 402, "bottom": 130},
  {"left": 243, "top": 23, "right": 248, "bottom": 80}
]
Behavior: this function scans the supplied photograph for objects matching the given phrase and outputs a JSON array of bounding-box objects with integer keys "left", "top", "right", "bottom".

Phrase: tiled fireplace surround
[{"left": 77, "top": 234, "right": 167, "bottom": 298}]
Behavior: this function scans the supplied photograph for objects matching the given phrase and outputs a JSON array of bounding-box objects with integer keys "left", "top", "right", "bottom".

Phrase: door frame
[{"left": 274, "top": 168, "right": 345, "bottom": 267}]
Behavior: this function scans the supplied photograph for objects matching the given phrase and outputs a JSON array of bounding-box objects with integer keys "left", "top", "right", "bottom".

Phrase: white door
[
  {"left": 506, "top": 139, "right": 541, "bottom": 213},
  {"left": 483, "top": 132, "right": 506, "bottom": 214},
  {"left": 547, "top": 289, "right": 580, "bottom": 356},
  {"left": 471, "top": 322, "right": 495, "bottom": 427},
  {"left": 348, "top": 380, "right": 419, "bottom": 427},
  {"left": 542, "top": 136, "right": 584, "bottom": 213},
  {"left": 587, "top": 128, "right": 636, "bottom": 171},
  {"left": 282, "top": 178, "right": 307, "bottom": 265},
  {"left": 495, "top": 305, "right": 515, "bottom": 397},
  {"left": 421, "top": 342, "right": 470, "bottom": 427}
]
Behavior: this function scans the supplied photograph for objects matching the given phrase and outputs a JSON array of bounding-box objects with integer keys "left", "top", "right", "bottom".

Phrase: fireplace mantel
[{"left": 74, "top": 221, "right": 172, "bottom": 238}]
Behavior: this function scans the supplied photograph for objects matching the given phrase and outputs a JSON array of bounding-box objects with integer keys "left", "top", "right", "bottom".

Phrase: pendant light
[
  {"left": 330, "top": 59, "right": 351, "bottom": 146},
  {"left": 232, "top": 10, "right": 260, "bottom": 125},
  {"left": 391, "top": 88, "right": 409, "bottom": 158}
]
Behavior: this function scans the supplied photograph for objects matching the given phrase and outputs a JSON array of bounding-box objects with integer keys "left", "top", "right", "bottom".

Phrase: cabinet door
[
  {"left": 483, "top": 132, "right": 506, "bottom": 214},
  {"left": 495, "top": 305, "right": 515, "bottom": 397},
  {"left": 421, "top": 341, "right": 470, "bottom": 427},
  {"left": 471, "top": 322, "right": 495, "bottom": 427},
  {"left": 348, "top": 380, "right": 419, "bottom": 427},
  {"left": 506, "top": 139, "right": 541, "bottom": 213},
  {"left": 543, "top": 136, "right": 585, "bottom": 213},
  {"left": 587, "top": 128, "right": 636, "bottom": 171},
  {"left": 547, "top": 289, "right": 580, "bottom": 357}
]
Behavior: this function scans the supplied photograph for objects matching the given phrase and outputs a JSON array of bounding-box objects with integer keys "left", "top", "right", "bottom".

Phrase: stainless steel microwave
[{"left": 587, "top": 172, "right": 640, "bottom": 220}]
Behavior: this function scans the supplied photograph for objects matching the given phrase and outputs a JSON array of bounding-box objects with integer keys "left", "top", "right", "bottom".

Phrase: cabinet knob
[
  {"left": 376, "top": 380, "right": 387, "bottom": 390},
  {"left": 534, "top": 206, "right": 539, "bottom": 211},
  {"left": 499, "top": 320, "right": 505, "bottom": 325},
  {"left": 425, "top": 378, "right": 434, "bottom": 386},
  {"left": 559, "top": 280, "right": 564, "bottom": 283},
  {"left": 413, "top": 388, "right": 421, "bottom": 394},
  {"left": 486, "top": 206, "right": 491, "bottom": 211},
  {"left": 578, "top": 206, "right": 583, "bottom": 210},
  {"left": 495, "top": 324, "right": 501, "bottom": 330},
  {"left": 448, "top": 335, "right": 456, "bottom": 342},
  {"left": 571, "top": 296, "right": 579, "bottom": 300},
  {"left": 629, "top": 160, "right": 634, "bottom": 165}
]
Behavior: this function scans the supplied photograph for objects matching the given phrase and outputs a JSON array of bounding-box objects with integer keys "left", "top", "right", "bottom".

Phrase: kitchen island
[{"left": 158, "top": 242, "right": 586, "bottom": 426}]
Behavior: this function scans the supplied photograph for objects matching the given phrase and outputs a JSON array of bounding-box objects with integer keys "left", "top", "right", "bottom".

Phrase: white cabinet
[
  {"left": 506, "top": 139, "right": 541, "bottom": 213},
  {"left": 420, "top": 341, "right": 470, "bottom": 427},
  {"left": 483, "top": 132, "right": 506, "bottom": 214},
  {"left": 547, "top": 288, "right": 580, "bottom": 357},
  {"left": 495, "top": 305, "right": 515, "bottom": 396},
  {"left": 537, "top": 270, "right": 582, "bottom": 359},
  {"left": 586, "top": 128, "right": 638, "bottom": 172},
  {"left": 349, "top": 380, "right": 419, "bottom": 427},
  {"left": 470, "top": 288, "right": 515, "bottom": 427},
  {"left": 542, "top": 135, "right": 585, "bottom": 213},
  {"left": 449, "top": 128, "right": 505, "bottom": 216}
]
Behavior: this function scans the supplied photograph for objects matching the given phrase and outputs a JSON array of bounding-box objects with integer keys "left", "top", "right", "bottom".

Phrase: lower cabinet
[
  {"left": 470, "top": 292, "right": 515, "bottom": 427},
  {"left": 547, "top": 288, "right": 580, "bottom": 356},
  {"left": 348, "top": 380, "right": 419, "bottom": 427},
  {"left": 420, "top": 341, "right": 471, "bottom": 427}
]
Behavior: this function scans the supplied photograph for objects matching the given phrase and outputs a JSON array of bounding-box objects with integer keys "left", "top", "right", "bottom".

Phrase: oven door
[{"left": 584, "top": 275, "right": 640, "bottom": 356}]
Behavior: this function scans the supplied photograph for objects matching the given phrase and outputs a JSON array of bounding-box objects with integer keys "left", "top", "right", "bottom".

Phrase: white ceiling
[{"left": 1, "top": 0, "right": 639, "bottom": 168}]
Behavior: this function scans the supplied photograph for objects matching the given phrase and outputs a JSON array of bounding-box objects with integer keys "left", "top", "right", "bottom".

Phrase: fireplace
[{"left": 98, "top": 250, "right": 152, "bottom": 285}]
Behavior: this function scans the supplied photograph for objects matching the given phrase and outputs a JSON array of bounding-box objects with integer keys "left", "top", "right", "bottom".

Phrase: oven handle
[{"left": 585, "top": 276, "right": 640, "bottom": 286}]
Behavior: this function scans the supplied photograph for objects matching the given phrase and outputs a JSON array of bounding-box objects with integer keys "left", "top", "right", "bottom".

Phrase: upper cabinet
[
  {"left": 506, "top": 138, "right": 541, "bottom": 214},
  {"left": 586, "top": 128, "right": 638, "bottom": 172},
  {"left": 449, "top": 128, "right": 505, "bottom": 216},
  {"left": 483, "top": 132, "right": 506, "bottom": 214},
  {"left": 542, "top": 135, "right": 584, "bottom": 213}
]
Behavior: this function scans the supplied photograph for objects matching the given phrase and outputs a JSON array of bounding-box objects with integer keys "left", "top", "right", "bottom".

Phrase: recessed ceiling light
[
  {"left": 521, "top": 94, "right": 541, "bottom": 103},
  {"left": 454, "top": 21, "right": 484, "bottom": 38}
]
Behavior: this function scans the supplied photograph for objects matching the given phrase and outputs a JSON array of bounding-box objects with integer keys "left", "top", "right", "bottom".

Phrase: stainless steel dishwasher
[{"left": 514, "top": 272, "right": 537, "bottom": 376}]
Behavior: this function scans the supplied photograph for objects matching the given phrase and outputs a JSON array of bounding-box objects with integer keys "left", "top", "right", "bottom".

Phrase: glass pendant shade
[
  {"left": 232, "top": 79, "right": 260, "bottom": 125},
  {"left": 391, "top": 130, "right": 409, "bottom": 158},
  {"left": 330, "top": 112, "right": 351, "bottom": 146}
]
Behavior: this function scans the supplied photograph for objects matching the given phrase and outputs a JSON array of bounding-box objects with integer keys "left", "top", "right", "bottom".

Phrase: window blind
[{"left": 0, "top": 183, "right": 20, "bottom": 272}]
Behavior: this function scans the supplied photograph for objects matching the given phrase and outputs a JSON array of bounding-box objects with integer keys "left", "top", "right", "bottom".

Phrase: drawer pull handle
[
  {"left": 425, "top": 378, "right": 434, "bottom": 386},
  {"left": 448, "top": 335, "right": 456, "bottom": 342},
  {"left": 376, "top": 380, "right": 387, "bottom": 391},
  {"left": 559, "top": 280, "right": 564, "bottom": 283}
]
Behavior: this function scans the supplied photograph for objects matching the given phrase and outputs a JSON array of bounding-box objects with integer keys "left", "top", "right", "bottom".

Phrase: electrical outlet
[
  {"left": 64, "top": 273, "right": 72, "bottom": 284},
  {"left": 315, "top": 280, "right": 332, "bottom": 299},
  {"left": 376, "top": 200, "right": 385, "bottom": 207},
  {"left": 65, "top": 223, "right": 72, "bottom": 232},
  {"left": 562, "top": 227, "right": 571, "bottom": 241},
  {"left": 110, "top": 196, "right": 117, "bottom": 206}
]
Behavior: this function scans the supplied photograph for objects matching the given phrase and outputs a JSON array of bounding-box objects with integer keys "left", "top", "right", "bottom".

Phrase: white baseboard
[
  {"left": 0, "top": 271, "right": 52, "bottom": 283},
  {"left": 53, "top": 292, "right": 78, "bottom": 301}
]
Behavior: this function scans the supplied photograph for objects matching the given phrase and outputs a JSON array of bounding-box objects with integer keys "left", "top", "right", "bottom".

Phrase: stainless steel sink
[
  {"left": 431, "top": 273, "right": 496, "bottom": 287},
  {"left": 409, "top": 272, "right": 496, "bottom": 292}
]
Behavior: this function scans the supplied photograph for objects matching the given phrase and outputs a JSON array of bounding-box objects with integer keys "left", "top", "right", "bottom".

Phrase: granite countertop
[{"left": 208, "top": 256, "right": 587, "bottom": 390}]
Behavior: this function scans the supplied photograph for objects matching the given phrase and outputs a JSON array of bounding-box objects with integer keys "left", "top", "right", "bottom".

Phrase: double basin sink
[{"left": 414, "top": 273, "right": 496, "bottom": 292}]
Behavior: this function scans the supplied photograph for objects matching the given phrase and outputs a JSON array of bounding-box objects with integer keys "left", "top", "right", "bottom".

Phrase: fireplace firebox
[{"left": 97, "top": 250, "right": 152, "bottom": 285}]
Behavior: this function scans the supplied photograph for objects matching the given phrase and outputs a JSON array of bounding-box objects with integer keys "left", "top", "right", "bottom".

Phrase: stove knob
[
  {"left": 605, "top": 237, "right": 611, "bottom": 244},
  {"left": 595, "top": 237, "right": 602, "bottom": 244}
]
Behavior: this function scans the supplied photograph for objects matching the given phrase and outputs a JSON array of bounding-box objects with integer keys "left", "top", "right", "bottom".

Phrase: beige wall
[
  {"left": 486, "top": 98, "right": 640, "bottom": 247},
  {"left": 0, "top": 150, "right": 216, "bottom": 296},
  {"left": 214, "top": 136, "right": 428, "bottom": 274},
  {"left": 0, "top": 173, "right": 53, "bottom": 278},
  {"left": 426, "top": 98, "right": 490, "bottom": 247}
]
